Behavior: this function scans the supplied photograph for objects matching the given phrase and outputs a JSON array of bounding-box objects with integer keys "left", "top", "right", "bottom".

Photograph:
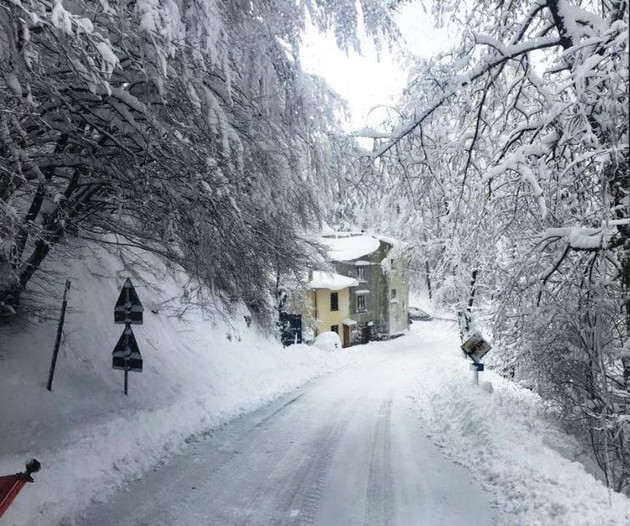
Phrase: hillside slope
[{"left": 0, "top": 242, "right": 377, "bottom": 526}]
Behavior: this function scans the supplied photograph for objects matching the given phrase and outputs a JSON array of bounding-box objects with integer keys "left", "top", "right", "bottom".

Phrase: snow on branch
[
  {"left": 483, "top": 152, "right": 548, "bottom": 219},
  {"left": 557, "top": 0, "right": 605, "bottom": 41},
  {"left": 348, "top": 127, "right": 391, "bottom": 139},
  {"left": 371, "top": 36, "right": 560, "bottom": 158},
  {"left": 541, "top": 226, "right": 616, "bottom": 250}
]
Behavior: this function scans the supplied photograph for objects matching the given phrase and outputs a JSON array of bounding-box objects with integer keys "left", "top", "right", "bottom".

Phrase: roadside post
[
  {"left": 0, "top": 460, "right": 41, "bottom": 519},
  {"left": 470, "top": 362, "right": 485, "bottom": 385},
  {"left": 113, "top": 278, "right": 144, "bottom": 395},
  {"left": 46, "top": 280, "right": 71, "bottom": 391},
  {"left": 461, "top": 332, "right": 492, "bottom": 385}
]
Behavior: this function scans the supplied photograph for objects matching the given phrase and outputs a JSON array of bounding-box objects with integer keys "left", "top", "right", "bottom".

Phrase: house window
[
  {"left": 330, "top": 292, "right": 339, "bottom": 312},
  {"left": 391, "top": 289, "right": 397, "bottom": 300},
  {"left": 331, "top": 324, "right": 339, "bottom": 334},
  {"left": 356, "top": 295, "right": 366, "bottom": 313},
  {"left": 391, "top": 258, "right": 396, "bottom": 269},
  {"left": 357, "top": 267, "right": 365, "bottom": 281}
]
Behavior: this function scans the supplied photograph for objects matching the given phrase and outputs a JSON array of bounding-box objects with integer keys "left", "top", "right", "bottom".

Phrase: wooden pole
[{"left": 47, "top": 280, "right": 71, "bottom": 391}]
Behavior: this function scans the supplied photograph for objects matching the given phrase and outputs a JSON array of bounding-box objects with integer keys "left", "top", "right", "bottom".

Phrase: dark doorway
[
  {"left": 361, "top": 325, "right": 371, "bottom": 344},
  {"left": 279, "top": 312, "right": 302, "bottom": 347},
  {"left": 343, "top": 324, "right": 352, "bottom": 348}
]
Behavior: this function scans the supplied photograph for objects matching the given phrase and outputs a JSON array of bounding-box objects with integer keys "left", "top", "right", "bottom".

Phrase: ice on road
[{"left": 77, "top": 340, "right": 493, "bottom": 526}]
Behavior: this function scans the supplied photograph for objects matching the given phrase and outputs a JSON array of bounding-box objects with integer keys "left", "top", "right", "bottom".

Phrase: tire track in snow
[
  {"left": 364, "top": 396, "right": 394, "bottom": 526},
  {"left": 75, "top": 389, "right": 310, "bottom": 526},
  {"left": 236, "top": 396, "right": 358, "bottom": 526},
  {"left": 282, "top": 404, "right": 354, "bottom": 526}
]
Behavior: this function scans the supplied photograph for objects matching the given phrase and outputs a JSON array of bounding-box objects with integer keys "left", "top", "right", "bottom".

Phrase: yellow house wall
[{"left": 312, "top": 288, "right": 351, "bottom": 336}]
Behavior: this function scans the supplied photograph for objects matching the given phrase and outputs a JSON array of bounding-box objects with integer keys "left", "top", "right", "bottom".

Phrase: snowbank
[
  {"left": 0, "top": 242, "right": 377, "bottom": 526},
  {"left": 407, "top": 321, "right": 630, "bottom": 526}
]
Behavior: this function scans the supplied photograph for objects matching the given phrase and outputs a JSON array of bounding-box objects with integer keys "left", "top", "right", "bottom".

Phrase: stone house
[{"left": 305, "top": 232, "right": 409, "bottom": 347}]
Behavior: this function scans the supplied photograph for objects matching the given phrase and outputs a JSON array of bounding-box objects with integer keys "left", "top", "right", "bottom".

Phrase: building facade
[{"left": 306, "top": 232, "right": 409, "bottom": 346}]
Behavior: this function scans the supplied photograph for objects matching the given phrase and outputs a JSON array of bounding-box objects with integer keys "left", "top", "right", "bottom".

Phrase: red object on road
[
  {"left": 0, "top": 460, "right": 40, "bottom": 519},
  {"left": 0, "top": 473, "right": 32, "bottom": 519}
]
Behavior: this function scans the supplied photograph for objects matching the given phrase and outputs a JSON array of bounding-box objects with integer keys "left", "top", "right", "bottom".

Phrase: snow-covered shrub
[{"left": 314, "top": 331, "right": 342, "bottom": 352}]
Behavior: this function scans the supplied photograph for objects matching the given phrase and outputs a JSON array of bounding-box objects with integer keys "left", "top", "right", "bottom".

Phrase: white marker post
[
  {"left": 470, "top": 362, "right": 484, "bottom": 385},
  {"left": 462, "top": 333, "right": 492, "bottom": 386}
]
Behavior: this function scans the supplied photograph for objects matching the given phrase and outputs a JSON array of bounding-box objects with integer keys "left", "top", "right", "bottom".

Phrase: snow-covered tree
[
  {"left": 0, "top": 0, "right": 399, "bottom": 322},
  {"left": 358, "top": 0, "right": 629, "bottom": 491}
]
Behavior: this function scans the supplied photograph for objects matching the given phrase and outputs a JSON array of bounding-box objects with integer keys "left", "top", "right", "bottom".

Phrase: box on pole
[
  {"left": 461, "top": 332, "right": 492, "bottom": 363},
  {"left": 461, "top": 332, "right": 492, "bottom": 385}
]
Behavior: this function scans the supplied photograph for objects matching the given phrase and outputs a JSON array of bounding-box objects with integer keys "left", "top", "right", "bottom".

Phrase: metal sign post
[
  {"left": 113, "top": 278, "right": 144, "bottom": 395},
  {"left": 47, "top": 280, "right": 71, "bottom": 391},
  {"left": 470, "top": 362, "right": 485, "bottom": 385}
]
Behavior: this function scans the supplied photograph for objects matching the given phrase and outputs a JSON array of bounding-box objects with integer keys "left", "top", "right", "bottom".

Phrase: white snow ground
[
  {"left": 406, "top": 322, "right": 630, "bottom": 526},
  {"left": 1, "top": 244, "right": 629, "bottom": 525},
  {"left": 74, "top": 335, "right": 494, "bottom": 526}
]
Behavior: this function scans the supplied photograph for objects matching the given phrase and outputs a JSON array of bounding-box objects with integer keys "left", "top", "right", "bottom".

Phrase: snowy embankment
[
  {"left": 0, "top": 243, "right": 379, "bottom": 526},
  {"left": 408, "top": 321, "right": 630, "bottom": 526}
]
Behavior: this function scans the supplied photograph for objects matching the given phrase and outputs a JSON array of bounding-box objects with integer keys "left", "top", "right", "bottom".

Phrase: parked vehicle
[{"left": 408, "top": 306, "right": 432, "bottom": 322}]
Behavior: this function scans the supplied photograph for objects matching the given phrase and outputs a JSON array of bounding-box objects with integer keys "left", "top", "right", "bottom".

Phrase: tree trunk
[
  {"left": 459, "top": 268, "right": 478, "bottom": 341},
  {"left": 465, "top": 268, "right": 478, "bottom": 334},
  {"left": 1, "top": 170, "right": 94, "bottom": 313},
  {"left": 608, "top": 157, "right": 630, "bottom": 391}
]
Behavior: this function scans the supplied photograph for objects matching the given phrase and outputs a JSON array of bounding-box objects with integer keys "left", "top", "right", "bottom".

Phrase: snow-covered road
[{"left": 76, "top": 342, "right": 494, "bottom": 526}]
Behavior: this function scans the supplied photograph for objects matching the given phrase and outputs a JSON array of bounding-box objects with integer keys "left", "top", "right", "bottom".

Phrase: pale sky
[{"left": 301, "top": 2, "right": 453, "bottom": 131}]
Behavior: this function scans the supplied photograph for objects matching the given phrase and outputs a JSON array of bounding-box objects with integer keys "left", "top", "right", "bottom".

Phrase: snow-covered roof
[
  {"left": 309, "top": 271, "right": 359, "bottom": 291},
  {"left": 321, "top": 233, "right": 381, "bottom": 262},
  {"left": 375, "top": 234, "right": 399, "bottom": 246}
]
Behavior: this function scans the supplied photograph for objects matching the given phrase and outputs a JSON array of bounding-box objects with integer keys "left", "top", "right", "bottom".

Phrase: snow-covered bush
[{"left": 314, "top": 331, "right": 342, "bottom": 352}]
